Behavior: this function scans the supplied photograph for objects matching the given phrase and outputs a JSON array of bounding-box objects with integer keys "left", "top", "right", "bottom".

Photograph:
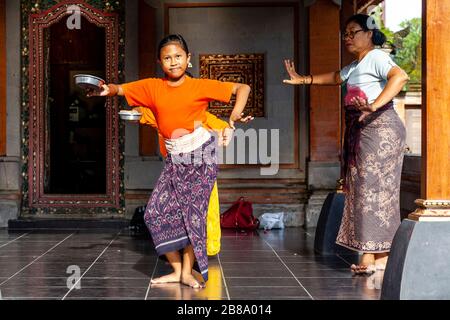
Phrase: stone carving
[{"left": 200, "top": 54, "right": 264, "bottom": 118}]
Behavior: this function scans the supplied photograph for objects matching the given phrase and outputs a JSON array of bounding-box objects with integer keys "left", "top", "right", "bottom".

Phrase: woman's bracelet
[{"left": 301, "top": 75, "right": 313, "bottom": 85}]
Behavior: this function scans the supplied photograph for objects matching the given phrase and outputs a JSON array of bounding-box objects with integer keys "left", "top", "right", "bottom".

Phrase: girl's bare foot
[
  {"left": 192, "top": 270, "right": 204, "bottom": 282},
  {"left": 151, "top": 272, "right": 181, "bottom": 284},
  {"left": 181, "top": 273, "right": 205, "bottom": 289}
]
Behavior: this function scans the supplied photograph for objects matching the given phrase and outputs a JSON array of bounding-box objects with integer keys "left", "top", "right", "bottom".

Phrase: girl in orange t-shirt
[{"left": 96, "top": 34, "right": 252, "bottom": 289}]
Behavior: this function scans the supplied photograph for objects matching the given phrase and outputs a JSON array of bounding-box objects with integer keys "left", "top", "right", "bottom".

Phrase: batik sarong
[
  {"left": 144, "top": 136, "right": 217, "bottom": 282},
  {"left": 336, "top": 103, "right": 406, "bottom": 253}
]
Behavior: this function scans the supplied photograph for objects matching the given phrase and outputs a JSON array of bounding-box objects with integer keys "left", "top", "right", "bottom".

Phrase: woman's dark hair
[
  {"left": 157, "top": 34, "right": 190, "bottom": 58},
  {"left": 345, "top": 14, "right": 387, "bottom": 46}
]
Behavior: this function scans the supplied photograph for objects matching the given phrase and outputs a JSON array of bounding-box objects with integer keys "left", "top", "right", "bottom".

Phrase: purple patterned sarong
[{"left": 144, "top": 137, "right": 217, "bottom": 282}]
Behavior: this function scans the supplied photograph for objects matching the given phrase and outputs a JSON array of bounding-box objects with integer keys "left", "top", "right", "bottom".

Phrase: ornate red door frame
[{"left": 22, "top": 0, "right": 125, "bottom": 215}]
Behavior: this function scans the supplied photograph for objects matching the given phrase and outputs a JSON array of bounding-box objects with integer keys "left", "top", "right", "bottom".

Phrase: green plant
[
  {"left": 370, "top": 7, "right": 422, "bottom": 91},
  {"left": 393, "top": 18, "right": 422, "bottom": 87}
]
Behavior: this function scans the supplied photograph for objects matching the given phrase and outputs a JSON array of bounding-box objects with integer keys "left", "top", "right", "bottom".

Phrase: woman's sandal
[{"left": 350, "top": 264, "right": 376, "bottom": 275}]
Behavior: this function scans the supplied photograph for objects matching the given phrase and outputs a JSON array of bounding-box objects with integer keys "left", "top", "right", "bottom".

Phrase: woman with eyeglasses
[{"left": 284, "top": 14, "right": 409, "bottom": 275}]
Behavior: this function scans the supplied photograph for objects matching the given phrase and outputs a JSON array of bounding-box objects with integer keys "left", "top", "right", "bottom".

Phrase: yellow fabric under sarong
[{"left": 207, "top": 181, "right": 221, "bottom": 256}]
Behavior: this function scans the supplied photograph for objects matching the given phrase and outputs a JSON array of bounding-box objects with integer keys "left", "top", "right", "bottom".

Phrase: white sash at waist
[{"left": 164, "top": 126, "right": 211, "bottom": 154}]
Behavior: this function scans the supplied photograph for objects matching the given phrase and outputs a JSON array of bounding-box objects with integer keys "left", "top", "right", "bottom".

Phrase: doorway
[
  {"left": 46, "top": 17, "right": 106, "bottom": 194},
  {"left": 25, "top": 1, "right": 123, "bottom": 213}
]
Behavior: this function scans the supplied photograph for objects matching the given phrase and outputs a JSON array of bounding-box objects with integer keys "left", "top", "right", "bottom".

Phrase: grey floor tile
[
  {"left": 285, "top": 263, "right": 353, "bottom": 278},
  {"left": 280, "top": 255, "right": 355, "bottom": 266},
  {"left": 298, "top": 272, "right": 383, "bottom": 300},
  {"left": 227, "top": 286, "right": 311, "bottom": 300},
  {"left": 221, "top": 268, "right": 291, "bottom": 278},
  {"left": 218, "top": 252, "right": 280, "bottom": 263},
  {"left": 0, "top": 286, "right": 69, "bottom": 299},
  {"left": 220, "top": 262, "right": 286, "bottom": 270},
  {"left": 83, "top": 268, "right": 152, "bottom": 279},
  {"left": 64, "top": 287, "right": 148, "bottom": 299},
  {"left": 146, "top": 283, "right": 226, "bottom": 300},
  {"left": 225, "top": 277, "right": 298, "bottom": 287},
  {"left": 75, "top": 278, "right": 150, "bottom": 288},
  {"left": 2, "top": 277, "right": 71, "bottom": 288}
]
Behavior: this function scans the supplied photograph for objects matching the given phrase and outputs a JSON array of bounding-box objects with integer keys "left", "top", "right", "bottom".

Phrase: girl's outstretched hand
[
  {"left": 87, "top": 82, "right": 118, "bottom": 98},
  {"left": 86, "top": 80, "right": 106, "bottom": 97},
  {"left": 99, "top": 84, "right": 111, "bottom": 97}
]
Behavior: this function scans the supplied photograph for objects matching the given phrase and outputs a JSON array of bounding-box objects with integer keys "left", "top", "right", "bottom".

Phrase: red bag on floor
[{"left": 220, "top": 197, "right": 260, "bottom": 230}]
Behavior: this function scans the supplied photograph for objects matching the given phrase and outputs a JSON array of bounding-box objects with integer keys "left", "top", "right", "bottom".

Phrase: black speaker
[{"left": 313, "top": 192, "right": 356, "bottom": 256}]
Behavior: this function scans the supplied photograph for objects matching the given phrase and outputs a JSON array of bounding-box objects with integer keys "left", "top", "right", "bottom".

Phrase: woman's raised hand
[{"left": 283, "top": 59, "right": 304, "bottom": 85}]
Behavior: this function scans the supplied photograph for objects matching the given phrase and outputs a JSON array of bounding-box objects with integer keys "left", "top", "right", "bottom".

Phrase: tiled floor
[{"left": 0, "top": 227, "right": 384, "bottom": 300}]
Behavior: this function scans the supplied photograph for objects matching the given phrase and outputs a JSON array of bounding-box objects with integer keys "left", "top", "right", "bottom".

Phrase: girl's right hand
[
  {"left": 87, "top": 83, "right": 118, "bottom": 97},
  {"left": 99, "top": 84, "right": 111, "bottom": 97},
  {"left": 86, "top": 80, "right": 107, "bottom": 97}
]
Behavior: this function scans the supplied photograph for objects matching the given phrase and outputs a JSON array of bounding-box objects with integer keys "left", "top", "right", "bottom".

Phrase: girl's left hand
[
  {"left": 351, "top": 97, "right": 375, "bottom": 121},
  {"left": 229, "top": 113, "right": 254, "bottom": 129},
  {"left": 218, "top": 127, "right": 234, "bottom": 147}
]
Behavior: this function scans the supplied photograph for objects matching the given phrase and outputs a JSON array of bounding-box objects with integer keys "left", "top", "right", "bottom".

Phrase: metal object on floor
[{"left": 313, "top": 191, "right": 356, "bottom": 256}]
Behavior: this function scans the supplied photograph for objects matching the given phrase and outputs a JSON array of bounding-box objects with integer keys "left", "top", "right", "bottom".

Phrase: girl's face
[
  {"left": 159, "top": 43, "right": 191, "bottom": 81},
  {"left": 343, "top": 22, "right": 373, "bottom": 55}
]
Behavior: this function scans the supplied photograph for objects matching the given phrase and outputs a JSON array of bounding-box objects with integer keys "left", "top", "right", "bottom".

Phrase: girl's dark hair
[
  {"left": 157, "top": 34, "right": 190, "bottom": 58},
  {"left": 345, "top": 14, "right": 386, "bottom": 46},
  {"left": 157, "top": 34, "right": 193, "bottom": 77}
]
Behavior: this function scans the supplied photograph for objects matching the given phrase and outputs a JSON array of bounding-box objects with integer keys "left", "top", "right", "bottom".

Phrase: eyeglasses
[{"left": 342, "top": 29, "right": 364, "bottom": 40}]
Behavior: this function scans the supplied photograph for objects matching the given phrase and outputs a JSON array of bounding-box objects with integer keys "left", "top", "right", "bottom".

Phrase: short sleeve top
[
  {"left": 340, "top": 49, "right": 398, "bottom": 106},
  {"left": 122, "top": 76, "right": 234, "bottom": 139}
]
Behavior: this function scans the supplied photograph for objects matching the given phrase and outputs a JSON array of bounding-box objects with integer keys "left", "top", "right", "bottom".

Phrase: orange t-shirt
[
  {"left": 138, "top": 107, "right": 229, "bottom": 157},
  {"left": 122, "top": 76, "right": 234, "bottom": 139}
]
